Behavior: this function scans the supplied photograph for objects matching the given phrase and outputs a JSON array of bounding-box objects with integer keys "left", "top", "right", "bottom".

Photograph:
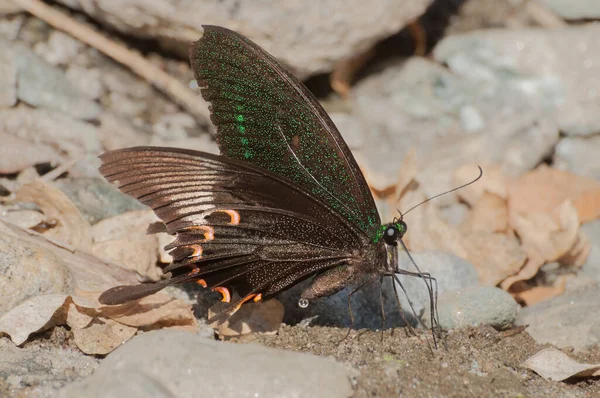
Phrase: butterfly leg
[{"left": 340, "top": 274, "right": 379, "bottom": 342}]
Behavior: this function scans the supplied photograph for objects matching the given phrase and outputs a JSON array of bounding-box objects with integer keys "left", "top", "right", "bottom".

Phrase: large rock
[
  {"left": 54, "top": 0, "right": 433, "bottom": 79},
  {"left": 339, "top": 57, "right": 558, "bottom": 196},
  {"left": 516, "top": 284, "right": 600, "bottom": 352},
  {"left": 0, "top": 37, "right": 101, "bottom": 119},
  {"left": 434, "top": 24, "right": 600, "bottom": 137},
  {"left": 59, "top": 330, "right": 354, "bottom": 398}
]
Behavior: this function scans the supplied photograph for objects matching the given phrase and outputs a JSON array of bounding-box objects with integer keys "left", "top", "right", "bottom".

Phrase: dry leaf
[
  {"left": 100, "top": 292, "right": 197, "bottom": 330},
  {"left": 461, "top": 192, "right": 508, "bottom": 233},
  {"left": 511, "top": 200, "right": 580, "bottom": 263},
  {"left": 394, "top": 149, "right": 419, "bottom": 203},
  {"left": 73, "top": 318, "right": 137, "bottom": 355},
  {"left": 523, "top": 347, "right": 600, "bottom": 381},
  {"left": 208, "top": 299, "right": 284, "bottom": 338},
  {"left": 16, "top": 180, "right": 92, "bottom": 251},
  {"left": 0, "top": 209, "right": 46, "bottom": 229},
  {"left": 330, "top": 48, "right": 375, "bottom": 98},
  {"left": 500, "top": 250, "right": 545, "bottom": 291},
  {"left": 511, "top": 277, "right": 567, "bottom": 306},
  {"left": 509, "top": 165, "right": 600, "bottom": 224},
  {"left": 455, "top": 164, "right": 508, "bottom": 206},
  {"left": 92, "top": 210, "right": 167, "bottom": 281},
  {"left": 0, "top": 294, "right": 70, "bottom": 345},
  {"left": 461, "top": 231, "right": 527, "bottom": 286},
  {"left": 558, "top": 230, "right": 590, "bottom": 268},
  {"left": 400, "top": 187, "right": 526, "bottom": 286}
]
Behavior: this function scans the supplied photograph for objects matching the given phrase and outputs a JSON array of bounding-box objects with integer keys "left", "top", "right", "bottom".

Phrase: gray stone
[
  {"left": 54, "top": 177, "right": 146, "bottom": 224},
  {"left": 396, "top": 251, "right": 480, "bottom": 327},
  {"left": 33, "top": 30, "right": 84, "bottom": 66},
  {"left": 0, "top": 42, "right": 17, "bottom": 108},
  {"left": 346, "top": 57, "right": 558, "bottom": 197},
  {"left": 554, "top": 135, "right": 600, "bottom": 180},
  {"left": 0, "top": 335, "right": 99, "bottom": 398},
  {"left": 0, "top": 232, "right": 74, "bottom": 316},
  {"left": 434, "top": 25, "right": 600, "bottom": 137},
  {"left": 581, "top": 219, "right": 600, "bottom": 284},
  {"left": 59, "top": 330, "right": 354, "bottom": 398},
  {"left": 398, "top": 251, "right": 479, "bottom": 325},
  {"left": 0, "top": 106, "right": 101, "bottom": 159},
  {"left": 537, "top": 0, "right": 600, "bottom": 20},
  {"left": 437, "top": 286, "right": 519, "bottom": 330},
  {"left": 516, "top": 284, "right": 600, "bottom": 352},
  {"left": 65, "top": 66, "right": 106, "bottom": 100},
  {"left": 0, "top": 37, "right": 101, "bottom": 120},
  {"left": 54, "top": 0, "right": 433, "bottom": 79}
]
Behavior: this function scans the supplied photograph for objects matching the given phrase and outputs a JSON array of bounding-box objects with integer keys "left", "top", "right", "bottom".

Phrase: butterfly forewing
[
  {"left": 190, "top": 25, "right": 380, "bottom": 235},
  {"left": 98, "top": 147, "right": 363, "bottom": 306}
]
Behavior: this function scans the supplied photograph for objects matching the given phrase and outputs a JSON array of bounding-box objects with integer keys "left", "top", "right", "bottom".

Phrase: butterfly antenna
[{"left": 399, "top": 166, "right": 483, "bottom": 218}]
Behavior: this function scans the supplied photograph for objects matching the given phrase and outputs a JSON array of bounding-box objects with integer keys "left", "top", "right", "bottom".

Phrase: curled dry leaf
[
  {"left": 400, "top": 188, "right": 526, "bottom": 286},
  {"left": 0, "top": 294, "right": 71, "bottom": 345},
  {"left": 523, "top": 347, "right": 600, "bottom": 381},
  {"left": 208, "top": 299, "right": 284, "bottom": 338},
  {"left": 511, "top": 200, "right": 580, "bottom": 264},
  {"left": 91, "top": 210, "right": 166, "bottom": 281},
  {"left": 72, "top": 318, "right": 137, "bottom": 355},
  {"left": 99, "top": 292, "right": 197, "bottom": 331},
  {"left": 16, "top": 179, "right": 92, "bottom": 251},
  {"left": 558, "top": 230, "right": 590, "bottom": 268},
  {"left": 500, "top": 250, "right": 545, "bottom": 291},
  {"left": 1, "top": 209, "right": 46, "bottom": 230},
  {"left": 461, "top": 192, "right": 508, "bottom": 233},
  {"left": 510, "top": 277, "right": 567, "bottom": 306},
  {"left": 454, "top": 164, "right": 508, "bottom": 206},
  {"left": 330, "top": 48, "right": 375, "bottom": 98},
  {"left": 509, "top": 165, "right": 600, "bottom": 224}
]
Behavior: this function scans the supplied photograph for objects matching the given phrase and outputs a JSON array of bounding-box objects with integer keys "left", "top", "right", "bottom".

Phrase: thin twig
[{"left": 12, "top": 0, "right": 212, "bottom": 131}]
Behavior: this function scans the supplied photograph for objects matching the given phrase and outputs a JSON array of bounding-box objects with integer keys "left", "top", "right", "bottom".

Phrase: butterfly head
[{"left": 374, "top": 219, "right": 407, "bottom": 246}]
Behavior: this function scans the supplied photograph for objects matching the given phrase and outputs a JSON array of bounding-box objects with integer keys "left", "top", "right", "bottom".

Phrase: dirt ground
[{"left": 248, "top": 325, "right": 600, "bottom": 397}]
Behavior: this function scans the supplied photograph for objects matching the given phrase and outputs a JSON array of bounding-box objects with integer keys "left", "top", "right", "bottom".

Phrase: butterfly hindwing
[
  {"left": 190, "top": 25, "right": 380, "bottom": 235},
  {"left": 98, "top": 147, "right": 362, "bottom": 306}
]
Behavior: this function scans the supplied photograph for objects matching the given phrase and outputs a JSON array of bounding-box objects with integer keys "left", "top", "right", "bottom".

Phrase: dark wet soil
[{"left": 245, "top": 325, "right": 600, "bottom": 397}]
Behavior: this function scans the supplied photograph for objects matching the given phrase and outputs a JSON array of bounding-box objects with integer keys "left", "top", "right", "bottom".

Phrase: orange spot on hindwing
[
  {"left": 183, "top": 225, "right": 215, "bottom": 241},
  {"left": 215, "top": 209, "right": 240, "bottom": 225},
  {"left": 212, "top": 287, "right": 231, "bottom": 303},
  {"left": 197, "top": 279, "right": 207, "bottom": 288},
  {"left": 233, "top": 293, "right": 263, "bottom": 311}
]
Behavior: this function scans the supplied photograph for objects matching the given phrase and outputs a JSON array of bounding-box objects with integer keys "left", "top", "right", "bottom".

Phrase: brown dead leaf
[
  {"left": 511, "top": 200, "right": 580, "bottom": 264},
  {"left": 72, "top": 318, "right": 137, "bottom": 355},
  {"left": 455, "top": 164, "right": 508, "bottom": 206},
  {"left": 394, "top": 149, "right": 419, "bottom": 204},
  {"left": 0, "top": 219, "right": 138, "bottom": 293},
  {"left": 510, "top": 277, "right": 567, "bottom": 306},
  {"left": 91, "top": 210, "right": 167, "bottom": 281},
  {"left": 509, "top": 165, "right": 600, "bottom": 224},
  {"left": 461, "top": 192, "right": 508, "bottom": 233},
  {"left": 99, "top": 292, "right": 197, "bottom": 330},
  {"left": 330, "top": 48, "right": 375, "bottom": 98},
  {"left": 0, "top": 294, "right": 70, "bottom": 345},
  {"left": 558, "top": 230, "right": 590, "bottom": 268},
  {"left": 208, "top": 299, "right": 284, "bottom": 338},
  {"left": 461, "top": 231, "right": 527, "bottom": 286},
  {"left": 500, "top": 250, "right": 545, "bottom": 291},
  {"left": 1, "top": 209, "right": 46, "bottom": 229},
  {"left": 400, "top": 187, "right": 526, "bottom": 286},
  {"left": 16, "top": 180, "right": 92, "bottom": 251},
  {"left": 523, "top": 347, "right": 600, "bottom": 381}
]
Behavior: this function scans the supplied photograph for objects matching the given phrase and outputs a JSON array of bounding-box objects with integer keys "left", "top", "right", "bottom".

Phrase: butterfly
[{"left": 98, "top": 25, "right": 439, "bottom": 336}]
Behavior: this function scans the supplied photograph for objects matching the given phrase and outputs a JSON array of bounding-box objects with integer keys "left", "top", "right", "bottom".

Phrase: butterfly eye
[{"left": 383, "top": 225, "right": 399, "bottom": 245}]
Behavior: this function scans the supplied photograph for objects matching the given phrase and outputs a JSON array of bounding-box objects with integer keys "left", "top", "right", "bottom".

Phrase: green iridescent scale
[{"left": 190, "top": 25, "right": 380, "bottom": 236}]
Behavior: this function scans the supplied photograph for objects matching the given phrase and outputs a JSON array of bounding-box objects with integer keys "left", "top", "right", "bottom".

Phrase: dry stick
[{"left": 12, "top": 0, "right": 212, "bottom": 131}]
